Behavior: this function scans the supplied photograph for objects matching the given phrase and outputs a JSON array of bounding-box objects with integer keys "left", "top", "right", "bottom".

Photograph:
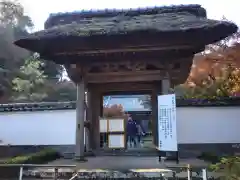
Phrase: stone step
[
  {"left": 63, "top": 151, "right": 95, "bottom": 159},
  {"left": 94, "top": 150, "right": 197, "bottom": 158},
  {"left": 63, "top": 150, "right": 199, "bottom": 160},
  {"left": 95, "top": 150, "right": 158, "bottom": 157}
]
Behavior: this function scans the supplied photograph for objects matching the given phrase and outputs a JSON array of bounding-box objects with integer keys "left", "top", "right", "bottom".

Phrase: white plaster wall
[
  {"left": 177, "top": 107, "right": 240, "bottom": 144},
  {"left": 0, "top": 110, "right": 76, "bottom": 145},
  {"left": 0, "top": 107, "right": 240, "bottom": 145}
]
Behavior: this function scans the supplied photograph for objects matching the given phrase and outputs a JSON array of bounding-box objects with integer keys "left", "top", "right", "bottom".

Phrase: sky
[{"left": 19, "top": 0, "right": 240, "bottom": 31}]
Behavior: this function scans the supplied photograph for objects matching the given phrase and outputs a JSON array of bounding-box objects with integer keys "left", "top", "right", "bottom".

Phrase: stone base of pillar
[
  {"left": 85, "top": 150, "right": 95, "bottom": 157},
  {"left": 75, "top": 156, "right": 88, "bottom": 162}
]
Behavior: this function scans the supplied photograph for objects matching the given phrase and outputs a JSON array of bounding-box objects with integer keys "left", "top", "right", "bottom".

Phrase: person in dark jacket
[
  {"left": 126, "top": 115, "right": 137, "bottom": 148},
  {"left": 136, "top": 121, "right": 146, "bottom": 147}
]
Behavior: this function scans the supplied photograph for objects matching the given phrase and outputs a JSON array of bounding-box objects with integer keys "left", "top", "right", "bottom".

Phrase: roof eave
[{"left": 14, "top": 21, "right": 238, "bottom": 56}]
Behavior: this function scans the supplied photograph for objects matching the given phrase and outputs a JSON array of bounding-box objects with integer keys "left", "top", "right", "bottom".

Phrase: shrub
[
  {"left": 197, "top": 152, "right": 221, "bottom": 164},
  {"left": 3, "top": 148, "right": 61, "bottom": 164},
  {"left": 0, "top": 149, "right": 61, "bottom": 178},
  {"left": 210, "top": 156, "right": 240, "bottom": 180},
  {"left": 103, "top": 104, "right": 125, "bottom": 117}
]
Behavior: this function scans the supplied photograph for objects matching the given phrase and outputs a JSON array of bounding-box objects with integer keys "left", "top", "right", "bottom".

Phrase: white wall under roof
[
  {"left": 0, "top": 107, "right": 240, "bottom": 145},
  {"left": 0, "top": 110, "right": 76, "bottom": 145}
]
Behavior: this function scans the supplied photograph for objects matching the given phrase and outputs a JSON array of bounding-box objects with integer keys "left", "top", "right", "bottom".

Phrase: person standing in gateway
[
  {"left": 126, "top": 115, "right": 137, "bottom": 148},
  {"left": 136, "top": 121, "right": 145, "bottom": 147}
]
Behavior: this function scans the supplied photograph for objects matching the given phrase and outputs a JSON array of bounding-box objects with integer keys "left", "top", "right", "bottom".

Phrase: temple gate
[{"left": 14, "top": 5, "right": 237, "bottom": 161}]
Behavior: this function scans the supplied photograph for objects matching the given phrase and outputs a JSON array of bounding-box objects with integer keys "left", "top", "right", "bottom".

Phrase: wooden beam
[
  {"left": 103, "top": 90, "right": 152, "bottom": 96},
  {"left": 90, "top": 82, "right": 157, "bottom": 93},
  {"left": 88, "top": 74, "right": 161, "bottom": 83},
  {"left": 55, "top": 44, "right": 193, "bottom": 55},
  {"left": 86, "top": 69, "right": 189, "bottom": 83},
  {"left": 41, "top": 31, "right": 206, "bottom": 53},
  {"left": 65, "top": 56, "right": 193, "bottom": 85},
  {"left": 41, "top": 47, "right": 201, "bottom": 64},
  {"left": 86, "top": 70, "right": 162, "bottom": 83}
]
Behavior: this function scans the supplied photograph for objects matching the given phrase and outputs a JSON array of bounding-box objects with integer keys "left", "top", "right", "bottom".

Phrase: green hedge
[
  {"left": 209, "top": 156, "right": 240, "bottom": 178},
  {"left": 3, "top": 148, "right": 61, "bottom": 164},
  {"left": 197, "top": 152, "right": 221, "bottom": 164}
]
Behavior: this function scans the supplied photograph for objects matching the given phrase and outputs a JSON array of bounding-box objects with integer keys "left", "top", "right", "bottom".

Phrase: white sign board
[
  {"left": 157, "top": 94, "right": 178, "bottom": 151},
  {"left": 108, "top": 134, "right": 125, "bottom": 148},
  {"left": 99, "top": 118, "right": 108, "bottom": 132},
  {"left": 108, "top": 118, "right": 124, "bottom": 132}
]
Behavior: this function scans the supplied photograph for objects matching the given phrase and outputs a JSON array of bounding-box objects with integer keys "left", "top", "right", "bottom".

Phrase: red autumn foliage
[
  {"left": 187, "top": 31, "right": 240, "bottom": 86},
  {"left": 103, "top": 104, "right": 125, "bottom": 117}
]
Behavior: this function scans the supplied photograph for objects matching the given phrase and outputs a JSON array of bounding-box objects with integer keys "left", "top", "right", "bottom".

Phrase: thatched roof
[
  {"left": 14, "top": 4, "right": 237, "bottom": 60},
  {"left": 21, "top": 13, "right": 236, "bottom": 39},
  {"left": 44, "top": 4, "right": 207, "bottom": 29}
]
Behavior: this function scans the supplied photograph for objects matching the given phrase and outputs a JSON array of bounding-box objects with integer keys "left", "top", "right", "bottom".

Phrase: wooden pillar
[
  {"left": 100, "top": 94, "right": 103, "bottom": 117},
  {"left": 89, "top": 86, "right": 101, "bottom": 150},
  {"left": 84, "top": 94, "right": 90, "bottom": 152},
  {"left": 85, "top": 92, "right": 89, "bottom": 152},
  {"left": 75, "top": 79, "right": 87, "bottom": 161},
  {"left": 151, "top": 79, "right": 170, "bottom": 148},
  {"left": 88, "top": 88, "right": 97, "bottom": 150},
  {"left": 94, "top": 90, "right": 101, "bottom": 149},
  {"left": 85, "top": 91, "right": 93, "bottom": 152},
  {"left": 151, "top": 87, "right": 158, "bottom": 146},
  {"left": 162, "top": 79, "right": 170, "bottom": 94}
]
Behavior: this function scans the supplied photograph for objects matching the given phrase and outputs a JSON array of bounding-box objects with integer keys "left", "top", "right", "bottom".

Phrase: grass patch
[
  {"left": 0, "top": 148, "right": 61, "bottom": 178},
  {"left": 2, "top": 148, "right": 61, "bottom": 164}
]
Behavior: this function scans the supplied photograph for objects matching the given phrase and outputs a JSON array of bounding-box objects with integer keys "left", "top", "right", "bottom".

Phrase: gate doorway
[
  {"left": 87, "top": 81, "right": 165, "bottom": 154},
  {"left": 100, "top": 93, "right": 155, "bottom": 151}
]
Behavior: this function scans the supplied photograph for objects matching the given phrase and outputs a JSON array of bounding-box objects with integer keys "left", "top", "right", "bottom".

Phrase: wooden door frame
[{"left": 87, "top": 81, "right": 161, "bottom": 150}]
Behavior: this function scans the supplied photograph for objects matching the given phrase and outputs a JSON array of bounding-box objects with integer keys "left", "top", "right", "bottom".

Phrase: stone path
[{"left": 48, "top": 156, "right": 208, "bottom": 170}]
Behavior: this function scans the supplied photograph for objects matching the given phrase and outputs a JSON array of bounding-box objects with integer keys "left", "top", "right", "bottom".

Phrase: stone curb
[{"left": 22, "top": 168, "right": 219, "bottom": 179}]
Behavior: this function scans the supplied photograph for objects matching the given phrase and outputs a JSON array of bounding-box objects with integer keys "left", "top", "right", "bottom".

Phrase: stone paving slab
[{"left": 46, "top": 156, "right": 209, "bottom": 169}]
